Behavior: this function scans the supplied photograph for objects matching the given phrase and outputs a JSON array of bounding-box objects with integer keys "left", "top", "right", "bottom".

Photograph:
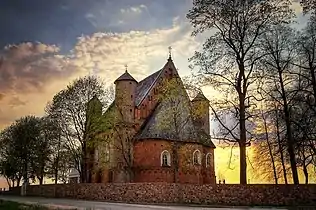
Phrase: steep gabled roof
[
  {"left": 134, "top": 80, "right": 215, "bottom": 148},
  {"left": 135, "top": 69, "right": 163, "bottom": 106},
  {"left": 135, "top": 57, "right": 176, "bottom": 107}
]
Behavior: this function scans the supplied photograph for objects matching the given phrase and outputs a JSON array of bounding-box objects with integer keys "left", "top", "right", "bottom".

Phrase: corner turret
[
  {"left": 114, "top": 68, "right": 137, "bottom": 123},
  {"left": 191, "top": 91, "right": 210, "bottom": 135}
]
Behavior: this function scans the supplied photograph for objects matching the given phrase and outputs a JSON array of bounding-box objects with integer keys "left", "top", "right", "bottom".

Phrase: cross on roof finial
[
  {"left": 124, "top": 64, "right": 128, "bottom": 72},
  {"left": 168, "top": 46, "right": 172, "bottom": 59}
]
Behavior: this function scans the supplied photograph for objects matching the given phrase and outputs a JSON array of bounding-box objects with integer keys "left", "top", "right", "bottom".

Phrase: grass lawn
[{"left": 0, "top": 199, "right": 54, "bottom": 210}]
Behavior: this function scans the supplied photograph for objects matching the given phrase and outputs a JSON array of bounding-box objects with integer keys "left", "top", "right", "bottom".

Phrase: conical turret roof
[
  {"left": 114, "top": 70, "right": 137, "bottom": 84},
  {"left": 192, "top": 91, "right": 209, "bottom": 102}
]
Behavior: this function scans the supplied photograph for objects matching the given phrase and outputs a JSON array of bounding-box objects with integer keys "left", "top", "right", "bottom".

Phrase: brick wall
[
  {"left": 133, "top": 140, "right": 215, "bottom": 184},
  {"left": 7, "top": 183, "right": 316, "bottom": 206}
]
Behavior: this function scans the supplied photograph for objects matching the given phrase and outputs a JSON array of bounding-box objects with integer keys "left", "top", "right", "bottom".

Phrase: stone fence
[{"left": 6, "top": 183, "right": 316, "bottom": 206}]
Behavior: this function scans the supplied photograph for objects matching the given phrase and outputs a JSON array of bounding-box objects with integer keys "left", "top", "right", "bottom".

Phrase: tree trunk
[
  {"left": 172, "top": 142, "right": 179, "bottom": 183},
  {"left": 263, "top": 112, "right": 278, "bottom": 184},
  {"left": 54, "top": 135, "right": 61, "bottom": 185},
  {"left": 278, "top": 71, "right": 299, "bottom": 184},
  {"left": 81, "top": 141, "right": 87, "bottom": 183},
  {"left": 23, "top": 161, "right": 28, "bottom": 184},
  {"left": 309, "top": 66, "right": 316, "bottom": 99},
  {"left": 303, "top": 163, "right": 309, "bottom": 184},
  {"left": 275, "top": 110, "right": 288, "bottom": 184},
  {"left": 38, "top": 174, "right": 44, "bottom": 185},
  {"left": 54, "top": 168, "right": 58, "bottom": 185},
  {"left": 39, "top": 165, "right": 45, "bottom": 185},
  {"left": 17, "top": 177, "right": 21, "bottom": 187},
  {"left": 239, "top": 93, "right": 247, "bottom": 185},
  {"left": 5, "top": 178, "right": 11, "bottom": 188}
]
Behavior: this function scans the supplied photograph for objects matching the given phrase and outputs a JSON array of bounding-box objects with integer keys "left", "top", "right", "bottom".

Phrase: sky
[
  {"left": 0, "top": 0, "right": 312, "bottom": 186},
  {"left": 0, "top": 0, "right": 206, "bottom": 130}
]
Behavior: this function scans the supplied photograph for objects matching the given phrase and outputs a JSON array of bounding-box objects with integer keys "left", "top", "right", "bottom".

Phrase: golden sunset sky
[{"left": 0, "top": 0, "right": 313, "bottom": 188}]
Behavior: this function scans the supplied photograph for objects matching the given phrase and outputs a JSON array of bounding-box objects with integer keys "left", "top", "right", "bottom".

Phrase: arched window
[
  {"left": 104, "top": 144, "right": 110, "bottom": 162},
  {"left": 161, "top": 150, "right": 171, "bottom": 167},
  {"left": 206, "top": 153, "right": 212, "bottom": 167},
  {"left": 193, "top": 150, "right": 201, "bottom": 165}
]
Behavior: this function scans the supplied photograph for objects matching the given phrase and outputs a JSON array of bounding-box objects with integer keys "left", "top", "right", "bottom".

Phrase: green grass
[{"left": 0, "top": 199, "right": 52, "bottom": 210}]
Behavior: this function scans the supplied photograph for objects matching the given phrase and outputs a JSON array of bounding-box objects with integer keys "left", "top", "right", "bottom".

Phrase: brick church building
[{"left": 86, "top": 54, "right": 216, "bottom": 184}]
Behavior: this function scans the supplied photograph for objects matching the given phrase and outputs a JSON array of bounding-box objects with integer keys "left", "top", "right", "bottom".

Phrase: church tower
[
  {"left": 191, "top": 91, "right": 210, "bottom": 135},
  {"left": 86, "top": 95, "right": 103, "bottom": 183},
  {"left": 114, "top": 67, "right": 137, "bottom": 123}
]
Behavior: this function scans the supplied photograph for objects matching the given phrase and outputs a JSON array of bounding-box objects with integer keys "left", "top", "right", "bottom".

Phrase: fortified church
[{"left": 82, "top": 52, "right": 216, "bottom": 184}]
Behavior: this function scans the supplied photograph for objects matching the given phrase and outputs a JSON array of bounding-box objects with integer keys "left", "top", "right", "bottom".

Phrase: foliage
[
  {"left": 0, "top": 199, "right": 58, "bottom": 210},
  {"left": 45, "top": 75, "right": 113, "bottom": 183},
  {"left": 95, "top": 93, "right": 135, "bottom": 182},
  {"left": 300, "top": 0, "right": 316, "bottom": 14},
  {"left": 0, "top": 116, "right": 57, "bottom": 185}
]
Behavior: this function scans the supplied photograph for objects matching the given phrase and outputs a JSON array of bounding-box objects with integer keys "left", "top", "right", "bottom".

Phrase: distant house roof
[{"left": 68, "top": 168, "right": 80, "bottom": 178}]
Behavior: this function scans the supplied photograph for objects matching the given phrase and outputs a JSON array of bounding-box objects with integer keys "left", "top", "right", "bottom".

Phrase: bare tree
[
  {"left": 300, "top": 0, "right": 316, "bottom": 14},
  {"left": 187, "top": 0, "right": 293, "bottom": 184},
  {"left": 258, "top": 23, "right": 299, "bottom": 183}
]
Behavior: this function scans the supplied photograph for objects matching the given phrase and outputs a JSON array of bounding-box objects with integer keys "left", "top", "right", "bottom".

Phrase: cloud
[
  {"left": 0, "top": 20, "right": 199, "bottom": 129},
  {"left": 120, "top": 4, "right": 147, "bottom": 14},
  {"left": 8, "top": 96, "right": 26, "bottom": 107},
  {"left": 0, "top": 42, "right": 76, "bottom": 94},
  {"left": 0, "top": 42, "right": 79, "bottom": 128},
  {"left": 71, "top": 22, "right": 198, "bottom": 84},
  {"left": 85, "top": 13, "right": 95, "bottom": 19}
]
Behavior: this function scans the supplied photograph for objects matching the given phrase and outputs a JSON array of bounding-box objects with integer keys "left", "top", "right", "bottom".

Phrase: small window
[
  {"left": 193, "top": 150, "right": 201, "bottom": 165},
  {"left": 131, "top": 95, "right": 133, "bottom": 99},
  {"left": 94, "top": 149, "right": 99, "bottom": 162},
  {"left": 129, "top": 82, "right": 132, "bottom": 84},
  {"left": 130, "top": 109, "right": 132, "bottom": 112},
  {"left": 206, "top": 153, "right": 212, "bottom": 167},
  {"left": 161, "top": 150, "right": 171, "bottom": 167},
  {"left": 105, "top": 144, "right": 110, "bottom": 162}
]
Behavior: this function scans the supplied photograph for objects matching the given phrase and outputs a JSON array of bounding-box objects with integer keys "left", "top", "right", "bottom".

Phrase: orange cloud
[
  {"left": 0, "top": 42, "right": 75, "bottom": 94},
  {"left": 0, "top": 42, "right": 78, "bottom": 128}
]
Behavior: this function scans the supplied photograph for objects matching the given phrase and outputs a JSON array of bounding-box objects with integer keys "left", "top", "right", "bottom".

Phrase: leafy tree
[
  {"left": 28, "top": 117, "right": 57, "bottom": 185},
  {"left": 46, "top": 75, "right": 113, "bottom": 183},
  {"left": 187, "top": 0, "right": 293, "bottom": 184},
  {"left": 0, "top": 126, "right": 16, "bottom": 187},
  {"left": 46, "top": 149, "right": 74, "bottom": 184},
  {"left": 94, "top": 94, "right": 135, "bottom": 183},
  {"left": 0, "top": 116, "right": 46, "bottom": 185}
]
